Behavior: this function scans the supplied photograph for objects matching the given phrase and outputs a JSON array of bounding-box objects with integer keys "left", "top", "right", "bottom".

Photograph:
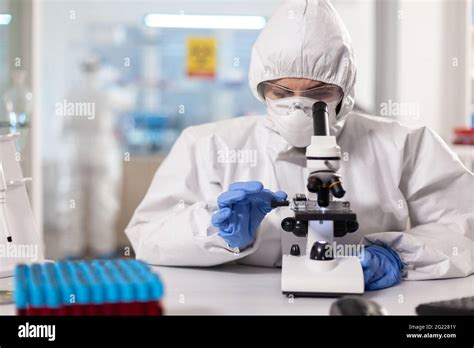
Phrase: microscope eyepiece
[
  {"left": 312, "top": 101, "right": 328, "bottom": 112},
  {"left": 312, "top": 101, "right": 330, "bottom": 136}
]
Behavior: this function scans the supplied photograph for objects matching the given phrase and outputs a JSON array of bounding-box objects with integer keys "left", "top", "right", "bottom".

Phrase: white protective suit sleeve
[
  {"left": 362, "top": 126, "right": 474, "bottom": 280},
  {"left": 125, "top": 128, "right": 260, "bottom": 266}
]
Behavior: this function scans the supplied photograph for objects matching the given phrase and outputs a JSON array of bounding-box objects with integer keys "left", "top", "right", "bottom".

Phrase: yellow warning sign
[{"left": 186, "top": 37, "right": 217, "bottom": 78}]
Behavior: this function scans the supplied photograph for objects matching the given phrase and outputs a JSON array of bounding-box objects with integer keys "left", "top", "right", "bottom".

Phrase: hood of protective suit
[{"left": 249, "top": 0, "right": 357, "bottom": 128}]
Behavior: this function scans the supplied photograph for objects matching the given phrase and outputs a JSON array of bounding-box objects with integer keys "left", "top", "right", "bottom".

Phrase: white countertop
[{"left": 0, "top": 264, "right": 472, "bottom": 315}]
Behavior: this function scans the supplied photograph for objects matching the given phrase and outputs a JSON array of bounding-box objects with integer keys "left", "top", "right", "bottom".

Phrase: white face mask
[{"left": 266, "top": 96, "right": 338, "bottom": 148}]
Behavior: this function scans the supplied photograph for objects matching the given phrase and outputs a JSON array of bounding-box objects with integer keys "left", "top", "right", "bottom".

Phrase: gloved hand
[
  {"left": 360, "top": 244, "right": 403, "bottom": 291},
  {"left": 211, "top": 181, "right": 287, "bottom": 250}
]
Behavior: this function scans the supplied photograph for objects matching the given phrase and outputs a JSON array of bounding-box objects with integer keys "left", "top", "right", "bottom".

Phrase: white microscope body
[{"left": 274, "top": 101, "right": 364, "bottom": 297}]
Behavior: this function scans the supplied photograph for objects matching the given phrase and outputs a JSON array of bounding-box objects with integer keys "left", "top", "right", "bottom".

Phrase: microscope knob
[
  {"left": 293, "top": 220, "right": 308, "bottom": 237},
  {"left": 346, "top": 220, "right": 359, "bottom": 233},
  {"left": 334, "top": 221, "right": 347, "bottom": 237},
  {"left": 334, "top": 220, "right": 360, "bottom": 237},
  {"left": 281, "top": 217, "right": 296, "bottom": 232},
  {"left": 290, "top": 244, "right": 301, "bottom": 256},
  {"left": 310, "top": 241, "right": 334, "bottom": 261},
  {"left": 307, "top": 175, "right": 323, "bottom": 193}
]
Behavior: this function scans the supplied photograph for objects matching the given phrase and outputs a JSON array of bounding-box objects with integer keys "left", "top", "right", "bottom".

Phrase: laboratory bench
[{"left": 0, "top": 264, "right": 472, "bottom": 315}]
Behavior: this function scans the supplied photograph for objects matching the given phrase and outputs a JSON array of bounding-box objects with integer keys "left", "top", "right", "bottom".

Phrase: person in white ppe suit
[
  {"left": 58, "top": 57, "right": 132, "bottom": 258},
  {"left": 126, "top": 0, "right": 473, "bottom": 289}
]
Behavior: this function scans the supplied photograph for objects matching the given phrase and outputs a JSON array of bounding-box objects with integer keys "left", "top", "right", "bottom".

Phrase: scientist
[{"left": 126, "top": 0, "right": 473, "bottom": 290}]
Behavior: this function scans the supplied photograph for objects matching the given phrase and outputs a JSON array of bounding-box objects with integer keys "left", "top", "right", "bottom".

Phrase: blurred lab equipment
[
  {"left": 330, "top": 296, "right": 387, "bottom": 315},
  {"left": 416, "top": 296, "right": 474, "bottom": 315},
  {"left": 452, "top": 128, "right": 474, "bottom": 171},
  {"left": 56, "top": 56, "right": 134, "bottom": 258},
  {"left": 0, "top": 133, "right": 43, "bottom": 278},
  {"left": 0, "top": 162, "right": 12, "bottom": 242},
  {"left": 89, "top": 25, "right": 263, "bottom": 155},
  {"left": 453, "top": 127, "right": 474, "bottom": 145},
  {"left": 272, "top": 102, "right": 364, "bottom": 297},
  {"left": 1, "top": 70, "right": 32, "bottom": 150},
  {"left": 117, "top": 28, "right": 180, "bottom": 154},
  {"left": 14, "top": 259, "right": 164, "bottom": 315},
  {"left": 0, "top": 290, "right": 13, "bottom": 305},
  {"left": 121, "top": 112, "right": 178, "bottom": 154}
]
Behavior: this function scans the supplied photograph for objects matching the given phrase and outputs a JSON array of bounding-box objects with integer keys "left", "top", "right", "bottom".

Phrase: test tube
[{"left": 14, "top": 264, "right": 29, "bottom": 315}]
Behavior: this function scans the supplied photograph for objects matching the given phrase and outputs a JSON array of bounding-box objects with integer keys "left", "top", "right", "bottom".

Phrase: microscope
[{"left": 272, "top": 101, "right": 364, "bottom": 297}]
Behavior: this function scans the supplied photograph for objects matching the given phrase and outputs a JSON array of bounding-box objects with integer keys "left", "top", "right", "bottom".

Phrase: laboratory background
[{"left": 0, "top": 0, "right": 472, "bottom": 260}]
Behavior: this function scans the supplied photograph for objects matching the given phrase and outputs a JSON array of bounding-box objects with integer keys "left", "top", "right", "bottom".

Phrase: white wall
[
  {"left": 333, "top": 0, "right": 376, "bottom": 112},
  {"left": 376, "top": 0, "right": 471, "bottom": 141},
  {"left": 397, "top": 0, "right": 445, "bottom": 131}
]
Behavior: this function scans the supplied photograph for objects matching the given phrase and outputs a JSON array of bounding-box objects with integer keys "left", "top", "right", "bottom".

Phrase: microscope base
[{"left": 281, "top": 255, "right": 364, "bottom": 297}]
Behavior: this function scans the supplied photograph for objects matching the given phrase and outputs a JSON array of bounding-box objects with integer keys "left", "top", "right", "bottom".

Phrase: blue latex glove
[
  {"left": 360, "top": 244, "right": 403, "bottom": 291},
  {"left": 211, "top": 181, "right": 287, "bottom": 249}
]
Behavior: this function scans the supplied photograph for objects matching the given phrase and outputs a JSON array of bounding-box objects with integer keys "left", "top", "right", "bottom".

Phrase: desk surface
[{"left": 0, "top": 264, "right": 472, "bottom": 315}]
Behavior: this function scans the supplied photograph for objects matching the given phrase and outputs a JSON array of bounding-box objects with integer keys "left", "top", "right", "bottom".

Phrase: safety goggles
[{"left": 260, "top": 81, "right": 343, "bottom": 104}]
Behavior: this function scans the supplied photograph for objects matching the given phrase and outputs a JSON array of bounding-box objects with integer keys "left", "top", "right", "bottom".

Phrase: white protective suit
[
  {"left": 57, "top": 64, "right": 124, "bottom": 257},
  {"left": 126, "top": 0, "right": 473, "bottom": 280}
]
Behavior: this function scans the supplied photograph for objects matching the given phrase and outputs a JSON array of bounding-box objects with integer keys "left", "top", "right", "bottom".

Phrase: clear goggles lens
[
  {"left": 266, "top": 96, "right": 316, "bottom": 116},
  {"left": 261, "top": 81, "right": 343, "bottom": 104}
]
